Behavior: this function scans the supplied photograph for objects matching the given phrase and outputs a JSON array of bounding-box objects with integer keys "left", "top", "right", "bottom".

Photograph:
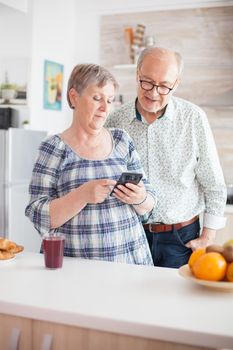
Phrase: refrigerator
[{"left": 0, "top": 128, "right": 47, "bottom": 252}]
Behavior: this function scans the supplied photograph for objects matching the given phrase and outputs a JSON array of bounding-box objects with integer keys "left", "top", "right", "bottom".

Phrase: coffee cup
[{"left": 43, "top": 235, "right": 65, "bottom": 269}]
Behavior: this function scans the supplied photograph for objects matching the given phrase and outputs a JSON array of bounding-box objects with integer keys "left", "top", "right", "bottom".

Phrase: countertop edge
[{"left": 1, "top": 301, "right": 232, "bottom": 349}]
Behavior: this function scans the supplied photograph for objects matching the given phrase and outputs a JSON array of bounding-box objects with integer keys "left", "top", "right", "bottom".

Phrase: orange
[
  {"left": 226, "top": 262, "right": 233, "bottom": 282},
  {"left": 188, "top": 248, "right": 206, "bottom": 272},
  {"left": 192, "top": 252, "right": 227, "bottom": 281}
]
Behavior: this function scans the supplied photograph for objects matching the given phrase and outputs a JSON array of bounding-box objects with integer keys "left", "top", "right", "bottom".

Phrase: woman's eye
[
  {"left": 93, "top": 96, "right": 101, "bottom": 101},
  {"left": 107, "top": 99, "right": 114, "bottom": 104}
]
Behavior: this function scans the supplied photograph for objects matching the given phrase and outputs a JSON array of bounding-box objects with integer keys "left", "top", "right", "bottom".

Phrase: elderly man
[{"left": 106, "top": 47, "right": 227, "bottom": 268}]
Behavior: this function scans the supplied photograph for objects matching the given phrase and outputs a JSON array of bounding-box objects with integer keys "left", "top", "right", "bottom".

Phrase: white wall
[
  {"left": 29, "top": 0, "right": 77, "bottom": 134},
  {"left": 0, "top": 4, "right": 32, "bottom": 86},
  {"left": 77, "top": 0, "right": 233, "bottom": 14},
  {"left": 0, "top": 0, "right": 28, "bottom": 12},
  {"left": 29, "top": 0, "right": 102, "bottom": 134},
  {"left": 1, "top": 0, "right": 232, "bottom": 134}
]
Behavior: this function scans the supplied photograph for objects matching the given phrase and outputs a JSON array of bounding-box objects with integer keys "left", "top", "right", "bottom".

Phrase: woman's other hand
[
  {"left": 112, "top": 181, "right": 155, "bottom": 215},
  {"left": 82, "top": 179, "right": 116, "bottom": 204},
  {"left": 113, "top": 181, "right": 146, "bottom": 205}
]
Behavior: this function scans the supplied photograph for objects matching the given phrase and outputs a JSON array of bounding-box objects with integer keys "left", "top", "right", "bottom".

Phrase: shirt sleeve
[
  {"left": 25, "top": 138, "right": 62, "bottom": 236},
  {"left": 194, "top": 110, "right": 227, "bottom": 230}
]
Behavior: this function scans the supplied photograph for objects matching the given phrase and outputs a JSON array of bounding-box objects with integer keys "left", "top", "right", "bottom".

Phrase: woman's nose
[{"left": 99, "top": 100, "right": 107, "bottom": 111}]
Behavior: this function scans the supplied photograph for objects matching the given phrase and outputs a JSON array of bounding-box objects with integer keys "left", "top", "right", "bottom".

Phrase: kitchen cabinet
[
  {"left": 32, "top": 319, "right": 211, "bottom": 350},
  {"left": 0, "top": 314, "right": 32, "bottom": 350},
  {"left": 0, "top": 315, "right": 209, "bottom": 350}
]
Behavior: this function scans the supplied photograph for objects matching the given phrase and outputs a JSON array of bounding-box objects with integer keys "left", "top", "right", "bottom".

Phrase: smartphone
[{"left": 110, "top": 172, "right": 143, "bottom": 195}]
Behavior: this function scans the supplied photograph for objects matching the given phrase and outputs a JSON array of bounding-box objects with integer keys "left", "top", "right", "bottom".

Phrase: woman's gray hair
[
  {"left": 67, "top": 63, "right": 118, "bottom": 108},
  {"left": 137, "top": 47, "right": 184, "bottom": 76}
]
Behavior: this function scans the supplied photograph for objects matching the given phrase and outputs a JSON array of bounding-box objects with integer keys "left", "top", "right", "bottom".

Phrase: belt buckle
[
  {"left": 149, "top": 222, "right": 163, "bottom": 233},
  {"left": 149, "top": 223, "right": 153, "bottom": 232}
]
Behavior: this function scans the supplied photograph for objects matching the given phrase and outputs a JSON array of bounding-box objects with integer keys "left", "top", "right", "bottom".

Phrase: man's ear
[
  {"left": 173, "top": 78, "right": 181, "bottom": 92},
  {"left": 136, "top": 69, "right": 140, "bottom": 83}
]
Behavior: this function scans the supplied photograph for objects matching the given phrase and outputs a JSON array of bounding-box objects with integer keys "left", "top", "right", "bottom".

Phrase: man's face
[{"left": 137, "top": 54, "right": 180, "bottom": 114}]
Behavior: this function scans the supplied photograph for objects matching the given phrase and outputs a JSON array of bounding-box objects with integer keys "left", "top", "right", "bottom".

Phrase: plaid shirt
[{"left": 25, "top": 128, "right": 155, "bottom": 265}]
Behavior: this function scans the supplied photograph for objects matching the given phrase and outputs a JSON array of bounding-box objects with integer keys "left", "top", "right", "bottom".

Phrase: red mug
[{"left": 43, "top": 235, "right": 65, "bottom": 269}]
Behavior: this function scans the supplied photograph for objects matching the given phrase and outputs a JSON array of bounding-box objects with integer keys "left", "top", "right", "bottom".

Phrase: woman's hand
[
  {"left": 112, "top": 181, "right": 147, "bottom": 205},
  {"left": 50, "top": 178, "right": 116, "bottom": 228},
  {"left": 81, "top": 179, "right": 117, "bottom": 204}
]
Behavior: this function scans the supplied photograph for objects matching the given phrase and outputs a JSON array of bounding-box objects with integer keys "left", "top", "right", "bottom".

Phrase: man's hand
[{"left": 185, "top": 227, "right": 216, "bottom": 251}]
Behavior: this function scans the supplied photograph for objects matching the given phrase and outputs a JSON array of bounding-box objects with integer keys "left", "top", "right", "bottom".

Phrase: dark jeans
[{"left": 145, "top": 219, "right": 200, "bottom": 269}]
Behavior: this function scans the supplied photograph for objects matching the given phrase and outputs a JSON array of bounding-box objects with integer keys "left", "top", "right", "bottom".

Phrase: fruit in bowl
[{"left": 188, "top": 240, "right": 233, "bottom": 282}]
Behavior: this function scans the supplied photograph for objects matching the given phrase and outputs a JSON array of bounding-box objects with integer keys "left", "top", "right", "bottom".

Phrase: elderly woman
[{"left": 25, "top": 64, "right": 156, "bottom": 265}]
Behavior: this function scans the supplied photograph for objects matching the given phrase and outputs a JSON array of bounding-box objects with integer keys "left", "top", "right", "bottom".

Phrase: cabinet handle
[
  {"left": 41, "top": 333, "right": 53, "bottom": 350},
  {"left": 9, "top": 328, "right": 21, "bottom": 350}
]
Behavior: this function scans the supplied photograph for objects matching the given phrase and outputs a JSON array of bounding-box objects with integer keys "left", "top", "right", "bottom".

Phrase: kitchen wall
[
  {"left": 0, "top": 0, "right": 98, "bottom": 135},
  {"left": 0, "top": 0, "right": 232, "bottom": 144},
  {"left": 0, "top": 3, "right": 31, "bottom": 86},
  {"left": 28, "top": 0, "right": 78, "bottom": 134},
  {"left": 99, "top": 5, "right": 233, "bottom": 185}
]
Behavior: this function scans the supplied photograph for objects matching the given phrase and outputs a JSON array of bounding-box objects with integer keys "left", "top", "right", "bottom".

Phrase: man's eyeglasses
[{"left": 139, "top": 79, "right": 177, "bottom": 95}]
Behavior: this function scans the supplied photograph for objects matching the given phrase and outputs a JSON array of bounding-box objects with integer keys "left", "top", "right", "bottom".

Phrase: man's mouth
[{"left": 144, "top": 96, "right": 160, "bottom": 102}]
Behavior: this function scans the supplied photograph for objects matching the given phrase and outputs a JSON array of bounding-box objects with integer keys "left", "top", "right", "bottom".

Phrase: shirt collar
[{"left": 133, "top": 97, "right": 175, "bottom": 123}]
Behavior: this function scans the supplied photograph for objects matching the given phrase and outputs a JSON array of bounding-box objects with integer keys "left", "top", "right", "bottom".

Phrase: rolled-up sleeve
[{"left": 194, "top": 111, "right": 227, "bottom": 229}]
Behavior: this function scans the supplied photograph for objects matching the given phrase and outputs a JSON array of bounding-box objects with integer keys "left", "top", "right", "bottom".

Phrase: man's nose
[{"left": 149, "top": 86, "right": 160, "bottom": 97}]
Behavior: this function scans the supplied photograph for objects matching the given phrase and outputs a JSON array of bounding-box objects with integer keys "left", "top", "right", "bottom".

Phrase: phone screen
[{"left": 110, "top": 172, "right": 143, "bottom": 195}]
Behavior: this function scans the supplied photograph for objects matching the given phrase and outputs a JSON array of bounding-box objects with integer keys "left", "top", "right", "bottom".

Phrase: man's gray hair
[
  {"left": 137, "top": 47, "right": 184, "bottom": 76},
  {"left": 67, "top": 64, "right": 118, "bottom": 108}
]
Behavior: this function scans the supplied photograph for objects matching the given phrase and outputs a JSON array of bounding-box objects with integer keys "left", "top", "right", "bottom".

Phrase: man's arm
[{"left": 186, "top": 109, "right": 227, "bottom": 250}]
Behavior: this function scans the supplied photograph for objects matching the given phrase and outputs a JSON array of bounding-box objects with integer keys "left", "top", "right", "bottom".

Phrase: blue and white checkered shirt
[{"left": 25, "top": 128, "right": 155, "bottom": 265}]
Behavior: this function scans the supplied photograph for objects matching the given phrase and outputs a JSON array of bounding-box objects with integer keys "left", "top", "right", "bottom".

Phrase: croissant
[
  {"left": 0, "top": 250, "right": 15, "bottom": 260},
  {"left": 0, "top": 238, "right": 16, "bottom": 252},
  {"left": 0, "top": 237, "right": 24, "bottom": 260}
]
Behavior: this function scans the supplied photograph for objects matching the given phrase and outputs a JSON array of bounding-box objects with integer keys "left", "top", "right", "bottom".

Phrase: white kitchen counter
[{"left": 0, "top": 252, "right": 233, "bottom": 349}]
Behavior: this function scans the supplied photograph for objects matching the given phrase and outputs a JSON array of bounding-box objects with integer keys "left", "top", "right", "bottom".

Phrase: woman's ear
[{"left": 69, "top": 88, "right": 78, "bottom": 108}]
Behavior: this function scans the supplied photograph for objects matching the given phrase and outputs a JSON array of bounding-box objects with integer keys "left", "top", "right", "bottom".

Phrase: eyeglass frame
[{"left": 138, "top": 77, "right": 177, "bottom": 95}]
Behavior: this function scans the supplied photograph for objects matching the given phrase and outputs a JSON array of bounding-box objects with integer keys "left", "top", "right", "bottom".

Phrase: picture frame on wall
[{"left": 43, "top": 60, "right": 63, "bottom": 111}]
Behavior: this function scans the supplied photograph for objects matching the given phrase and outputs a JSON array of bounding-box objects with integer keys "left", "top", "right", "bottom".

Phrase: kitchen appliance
[
  {"left": 0, "top": 128, "right": 47, "bottom": 252},
  {"left": 0, "top": 107, "right": 14, "bottom": 129},
  {"left": 227, "top": 185, "right": 233, "bottom": 205}
]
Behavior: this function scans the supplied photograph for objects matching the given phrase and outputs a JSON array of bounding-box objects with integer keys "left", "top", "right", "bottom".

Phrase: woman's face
[{"left": 71, "top": 83, "right": 115, "bottom": 134}]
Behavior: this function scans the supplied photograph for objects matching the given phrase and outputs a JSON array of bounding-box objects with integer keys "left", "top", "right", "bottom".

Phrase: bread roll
[
  {"left": 0, "top": 237, "right": 24, "bottom": 256},
  {"left": 0, "top": 238, "right": 16, "bottom": 252},
  {"left": 13, "top": 245, "right": 24, "bottom": 254},
  {"left": 0, "top": 250, "right": 15, "bottom": 260}
]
